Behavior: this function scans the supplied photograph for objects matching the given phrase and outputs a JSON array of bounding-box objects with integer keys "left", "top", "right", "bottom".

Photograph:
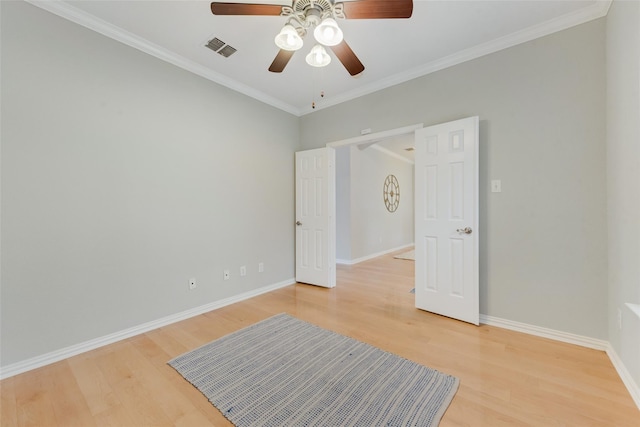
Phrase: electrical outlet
[
  {"left": 240, "top": 265, "right": 247, "bottom": 277},
  {"left": 258, "top": 262, "right": 264, "bottom": 273},
  {"left": 491, "top": 180, "right": 502, "bottom": 193},
  {"left": 223, "top": 270, "right": 230, "bottom": 281},
  {"left": 189, "top": 278, "right": 196, "bottom": 290}
]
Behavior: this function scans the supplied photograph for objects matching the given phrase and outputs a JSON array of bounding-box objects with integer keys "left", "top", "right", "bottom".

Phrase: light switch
[{"left": 491, "top": 180, "right": 502, "bottom": 193}]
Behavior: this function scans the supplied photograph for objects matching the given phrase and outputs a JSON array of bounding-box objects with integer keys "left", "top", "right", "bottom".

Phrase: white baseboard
[
  {"left": 606, "top": 344, "right": 640, "bottom": 410},
  {"left": 336, "top": 243, "right": 414, "bottom": 265},
  {"left": 479, "top": 314, "right": 609, "bottom": 351},
  {"left": 480, "top": 314, "right": 640, "bottom": 410},
  {"left": 0, "top": 278, "right": 295, "bottom": 380}
]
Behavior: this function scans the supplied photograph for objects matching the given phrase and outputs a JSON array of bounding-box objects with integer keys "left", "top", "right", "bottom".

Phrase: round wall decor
[{"left": 383, "top": 174, "right": 400, "bottom": 212}]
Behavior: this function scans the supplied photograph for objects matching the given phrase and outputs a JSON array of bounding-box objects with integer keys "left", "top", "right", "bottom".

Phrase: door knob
[
  {"left": 296, "top": 221, "right": 302, "bottom": 226},
  {"left": 456, "top": 227, "right": 472, "bottom": 234}
]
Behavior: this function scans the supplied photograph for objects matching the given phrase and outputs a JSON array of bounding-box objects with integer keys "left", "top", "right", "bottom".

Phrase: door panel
[
  {"left": 295, "top": 148, "right": 335, "bottom": 287},
  {"left": 415, "top": 117, "right": 479, "bottom": 325}
]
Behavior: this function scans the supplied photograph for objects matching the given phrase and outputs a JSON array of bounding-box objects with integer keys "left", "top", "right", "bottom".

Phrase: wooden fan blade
[
  {"left": 342, "top": 0, "right": 413, "bottom": 19},
  {"left": 330, "top": 41, "right": 365, "bottom": 76},
  {"left": 269, "top": 49, "right": 295, "bottom": 73},
  {"left": 211, "top": 2, "right": 286, "bottom": 16}
]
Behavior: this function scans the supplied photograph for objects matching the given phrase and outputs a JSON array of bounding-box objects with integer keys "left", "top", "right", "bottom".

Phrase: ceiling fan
[{"left": 210, "top": 0, "right": 413, "bottom": 76}]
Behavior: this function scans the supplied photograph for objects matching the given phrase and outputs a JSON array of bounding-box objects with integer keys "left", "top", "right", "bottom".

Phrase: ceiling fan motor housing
[{"left": 284, "top": 0, "right": 339, "bottom": 26}]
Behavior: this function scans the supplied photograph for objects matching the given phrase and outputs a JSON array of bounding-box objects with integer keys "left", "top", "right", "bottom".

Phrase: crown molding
[
  {"left": 301, "top": 0, "right": 612, "bottom": 115},
  {"left": 26, "top": 0, "right": 611, "bottom": 117},
  {"left": 25, "top": 0, "right": 301, "bottom": 116}
]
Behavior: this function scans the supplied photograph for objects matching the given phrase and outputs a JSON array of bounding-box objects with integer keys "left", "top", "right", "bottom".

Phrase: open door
[
  {"left": 414, "top": 117, "right": 479, "bottom": 325},
  {"left": 295, "top": 148, "right": 336, "bottom": 288}
]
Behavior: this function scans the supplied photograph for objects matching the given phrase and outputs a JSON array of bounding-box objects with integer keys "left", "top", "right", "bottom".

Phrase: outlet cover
[
  {"left": 223, "top": 270, "right": 230, "bottom": 280},
  {"left": 189, "top": 278, "right": 196, "bottom": 290},
  {"left": 258, "top": 262, "right": 264, "bottom": 273},
  {"left": 240, "top": 265, "right": 247, "bottom": 277}
]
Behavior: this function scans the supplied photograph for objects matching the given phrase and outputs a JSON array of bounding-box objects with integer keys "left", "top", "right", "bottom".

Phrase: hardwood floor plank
[
  {"left": 1, "top": 251, "right": 638, "bottom": 426},
  {"left": 13, "top": 364, "right": 60, "bottom": 427},
  {"left": 0, "top": 377, "right": 18, "bottom": 427},
  {"left": 46, "top": 362, "right": 96, "bottom": 427}
]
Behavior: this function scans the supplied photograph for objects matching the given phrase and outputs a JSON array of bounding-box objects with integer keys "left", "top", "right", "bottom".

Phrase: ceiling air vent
[
  {"left": 205, "top": 37, "right": 237, "bottom": 58},
  {"left": 218, "top": 45, "right": 237, "bottom": 58}
]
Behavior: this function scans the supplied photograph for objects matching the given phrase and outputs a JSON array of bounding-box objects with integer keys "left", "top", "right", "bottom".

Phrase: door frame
[{"left": 325, "top": 123, "right": 424, "bottom": 283}]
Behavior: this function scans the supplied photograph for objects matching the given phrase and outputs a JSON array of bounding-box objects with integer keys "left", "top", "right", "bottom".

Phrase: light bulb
[
  {"left": 323, "top": 27, "right": 336, "bottom": 40},
  {"left": 314, "top": 18, "right": 343, "bottom": 46},
  {"left": 275, "top": 24, "right": 303, "bottom": 51},
  {"left": 306, "top": 44, "right": 331, "bottom": 67}
]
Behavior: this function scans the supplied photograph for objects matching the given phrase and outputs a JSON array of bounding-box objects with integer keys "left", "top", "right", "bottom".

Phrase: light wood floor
[{"left": 2, "top": 252, "right": 638, "bottom": 426}]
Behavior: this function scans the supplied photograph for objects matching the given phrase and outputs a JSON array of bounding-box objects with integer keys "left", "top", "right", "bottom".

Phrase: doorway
[{"left": 328, "top": 124, "right": 422, "bottom": 266}]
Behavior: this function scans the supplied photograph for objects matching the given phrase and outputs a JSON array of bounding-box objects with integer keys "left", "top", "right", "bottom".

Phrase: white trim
[
  {"left": 327, "top": 124, "right": 423, "bottom": 148},
  {"left": 24, "top": 0, "right": 299, "bottom": 116},
  {"left": 0, "top": 278, "right": 295, "bottom": 380},
  {"left": 336, "top": 243, "right": 414, "bottom": 266},
  {"left": 26, "top": 1, "right": 611, "bottom": 116},
  {"left": 369, "top": 145, "right": 414, "bottom": 165},
  {"left": 300, "top": 1, "right": 613, "bottom": 115},
  {"left": 480, "top": 314, "right": 640, "bottom": 410},
  {"left": 479, "top": 314, "right": 609, "bottom": 351},
  {"left": 606, "top": 344, "right": 640, "bottom": 410}
]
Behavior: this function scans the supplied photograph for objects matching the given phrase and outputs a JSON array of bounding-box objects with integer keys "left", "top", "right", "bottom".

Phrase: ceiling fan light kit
[
  {"left": 274, "top": 24, "right": 304, "bottom": 51},
  {"left": 210, "top": 0, "right": 413, "bottom": 75},
  {"left": 306, "top": 44, "right": 331, "bottom": 67},
  {"left": 313, "top": 17, "right": 343, "bottom": 46}
]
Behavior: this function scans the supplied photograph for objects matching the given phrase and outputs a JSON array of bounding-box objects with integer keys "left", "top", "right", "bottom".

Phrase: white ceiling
[{"left": 31, "top": 0, "right": 610, "bottom": 116}]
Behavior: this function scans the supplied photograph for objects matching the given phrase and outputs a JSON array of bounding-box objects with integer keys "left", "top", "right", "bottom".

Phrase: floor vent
[{"left": 205, "top": 37, "right": 237, "bottom": 58}]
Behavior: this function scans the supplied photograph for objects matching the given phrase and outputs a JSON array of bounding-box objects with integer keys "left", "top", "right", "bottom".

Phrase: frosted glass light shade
[
  {"left": 275, "top": 24, "right": 303, "bottom": 51},
  {"left": 313, "top": 18, "right": 343, "bottom": 46},
  {"left": 306, "top": 44, "right": 331, "bottom": 67}
]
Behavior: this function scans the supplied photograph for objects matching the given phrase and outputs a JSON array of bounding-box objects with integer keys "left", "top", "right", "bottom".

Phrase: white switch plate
[
  {"left": 491, "top": 180, "right": 502, "bottom": 193},
  {"left": 258, "top": 262, "right": 264, "bottom": 273},
  {"left": 189, "top": 278, "right": 196, "bottom": 290},
  {"left": 223, "top": 270, "right": 230, "bottom": 280},
  {"left": 240, "top": 265, "right": 247, "bottom": 277}
]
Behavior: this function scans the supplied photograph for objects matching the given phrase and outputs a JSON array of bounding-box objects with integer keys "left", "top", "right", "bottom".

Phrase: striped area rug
[{"left": 169, "top": 313, "right": 459, "bottom": 427}]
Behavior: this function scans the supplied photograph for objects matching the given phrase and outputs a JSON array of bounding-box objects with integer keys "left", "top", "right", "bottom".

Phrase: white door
[
  {"left": 295, "top": 148, "right": 336, "bottom": 288},
  {"left": 414, "top": 117, "right": 479, "bottom": 325}
]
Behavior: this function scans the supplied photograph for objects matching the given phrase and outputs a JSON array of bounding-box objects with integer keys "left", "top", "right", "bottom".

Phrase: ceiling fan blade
[
  {"left": 211, "top": 2, "right": 286, "bottom": 16},
  {"left": 330, "top": 40, "right": 365, "bottom": 76},
  {"left": 269, "top": 49, "right": 295, "bottom": 73},
  {"left": 342, "top": 0, "right": 413, "bottom": 19}
]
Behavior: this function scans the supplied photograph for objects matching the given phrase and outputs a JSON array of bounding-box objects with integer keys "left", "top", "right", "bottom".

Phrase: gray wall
[
  {"left": 348, "top": 146, "right": 414, "bottom": 261},
  {"left": 606, "top": 0, "right": 640, "bottom": 387},
  {"left": 2, "top": 0, "right": 627, "bottom": 374},
  {"left": 1, "top": 1, "right": 299, "bottom": 366},
  {"left": 300, "top": 20, "right": 608, "bottom": 339},
  {"left": 336, "top": 145, "right": 414, "bottom": 263},
  {"left": 335, "top": 146, "right": 352, "bottom": 260}
]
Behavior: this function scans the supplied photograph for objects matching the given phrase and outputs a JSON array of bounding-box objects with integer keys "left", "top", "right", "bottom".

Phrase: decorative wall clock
[{"left": 383, "top": 174, "right": 400, "bottom": 212}]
